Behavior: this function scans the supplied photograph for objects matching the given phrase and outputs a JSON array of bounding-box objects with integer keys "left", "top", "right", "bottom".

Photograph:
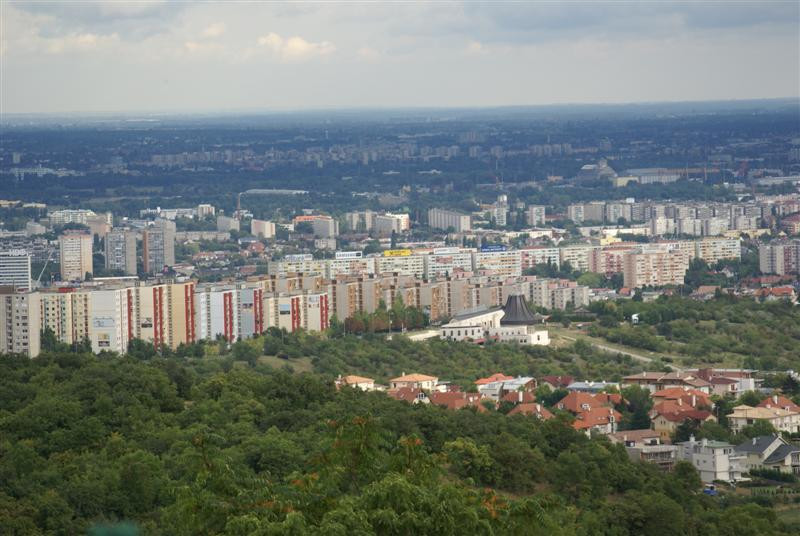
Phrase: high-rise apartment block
[
  {"left": 623, "top": 246, "right": 690, "bottom": 288},
  {"left": 759, "top": 240, "right": 800, "bottom": 275},
  {"left": 0, "top": 250, "right": 32, "bottom": 291},
  {"left": 105, "top": 230, "right": 137, "bottom": 275},
  {"left": 58, "top": 231, "right": 93, "bottom": 281},
  {"left": 428, "top": 208, "right": 471, "bottom": 232},
  {"left": 142, "top": 221, "right": 175, "bottom": 274},
  {"left": 0, "top": 287, "right": 40, "bottom": 357},
  {"left": 526, "top": 205, "right": 546, "bottom": 227}
]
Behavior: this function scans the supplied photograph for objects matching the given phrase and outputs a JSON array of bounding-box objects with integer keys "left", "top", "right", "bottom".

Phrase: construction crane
[{"left": 36, "top": 248, "right": 55, "bottom": 285}]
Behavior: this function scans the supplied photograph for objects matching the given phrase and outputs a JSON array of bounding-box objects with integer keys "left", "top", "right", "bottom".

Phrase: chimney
[
  {"left": 691, "top": 395, "right": 696, "bottom": 407},
  {"left": 518, "top": 391, "right": 523, "bottom": 403},
  {"left": 689, "top": 434, "right": 696, "bottom": 443},
  {"left": 678, "top": 398, "right": 682, "bottom": 406},
  {"left": 536, "top": 403, "right": 541, "bottom": 412},
  {"left": 773, "top": 394, "right": 778, "bottom": 404},
  {"left": 701, "top": 438, "right": 708, "bottom": 447}
]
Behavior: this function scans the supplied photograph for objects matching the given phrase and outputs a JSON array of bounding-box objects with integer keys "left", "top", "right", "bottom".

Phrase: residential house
[
  {"left": 429, "top": 391, "right": 487, "bottom": 411},
  {"left": 389, "top": 373, "right": 439, "bottom": 391},
  {"left": 566, "top": 381, "right": 620, "bottom": 393},
  {"left": 555, "top": 391, "right": 622, "bottom": 413},
  {"left": 735, "top": 435, "right": 800, "bottom": 475},
  {"left": 728, "top": 405, "right": 800, "bottom": 435},
  {"left": 609, "top": 429, "right": 678, "bottom": 471},
  {"left": 477, "top": 376, "right": 537, "bottom": 401},
  {"left": 335, "top": 375, "right": 377, "bottom": 391},
  {"left": 758, "top": 394, "right": 800, "bottom": 413},
  {"left": 651, "top": 409, "right": 716, "bottom": 441},
  {"left": 508, "top": 403, "right": 554, "bottom": 420},
  {"left": 677, "top": 436, "right": 745, "bottom": 483},
  {"left": 622, "top": 372, "right": 712, "bottom": 394},
  {"left": 387, "top": 387, "right": 429, "bottom": 405},
  {"left": 572, "top": 407, "right": 622, "bottom": 435},
  {"left": 474, "top": 373, "right": 514, "bottom": 386},
  {"left": 692, "top": 368, "right": 758, "bottom": 396},
  {"left": 539, "top": 375, "right": 574, "bottom": 390}
]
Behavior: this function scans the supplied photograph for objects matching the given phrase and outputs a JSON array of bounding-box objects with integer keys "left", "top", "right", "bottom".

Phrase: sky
[{"left": 1, "top": 1, "right": 799, "bottom": 114}]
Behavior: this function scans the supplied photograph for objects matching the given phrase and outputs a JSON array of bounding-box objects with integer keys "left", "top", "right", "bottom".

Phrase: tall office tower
[
  {"left": 0, "top": 287, "right": 41, "bottom": 357},
  {"left": 0, "top": 250, "right": 32, "bottom": 290},
  {"left": 58, "top": 231, "right": 93, "bottom": 281},
  {"left": 526, "top": 205, "right": 546, "bottom": 227},
  {"left": 105, "top": 230, "right": 137, "bottom": 275},
  {"left": 142, "top": 220, "right": 175, "bottom": 274}
]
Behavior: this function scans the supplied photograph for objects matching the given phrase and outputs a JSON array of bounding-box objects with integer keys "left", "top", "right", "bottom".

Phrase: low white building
[
  {"left": 440, "top": 294, "right": 549, "bottom": 346},
  {"left": 677, "top": 436, "right": 745, "bottom": 483}
]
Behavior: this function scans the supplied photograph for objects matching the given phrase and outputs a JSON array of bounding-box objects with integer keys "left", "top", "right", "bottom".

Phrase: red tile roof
[
  {"left": 572, "top": 407, "right": 622, "bottom": 430},
  {"left": 759, "top": 395, "right": 800, "bottom": 413},
  {"left": 474, "top": 373, "right": 514, "bottom": 385},
  {"left": 508, "top": 403, "right": 554, "bottom": 420}
]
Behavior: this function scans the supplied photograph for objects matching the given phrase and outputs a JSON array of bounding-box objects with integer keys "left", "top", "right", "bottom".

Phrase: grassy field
[{"left": 546, "top": 323, "right": 683, "bottom": 368}]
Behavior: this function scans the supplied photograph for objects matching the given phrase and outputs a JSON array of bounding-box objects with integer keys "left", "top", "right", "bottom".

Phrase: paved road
[{"left": 558, "top": 333, "right": 677, "bottom": 371}]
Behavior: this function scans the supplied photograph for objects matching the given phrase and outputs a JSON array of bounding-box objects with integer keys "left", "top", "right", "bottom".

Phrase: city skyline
[{"left": 1, "top": 1, "right": 798, "bottom": 114}]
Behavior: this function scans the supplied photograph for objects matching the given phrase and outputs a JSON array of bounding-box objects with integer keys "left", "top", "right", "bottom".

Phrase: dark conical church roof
[{"left": 501, "top": 294, "right": 540, "bottom": 325}]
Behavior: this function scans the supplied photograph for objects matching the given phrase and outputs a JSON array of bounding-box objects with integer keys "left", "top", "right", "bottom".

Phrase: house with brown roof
[
  {"left": 474, "top": 373, "right": 514, "bottom": 386},
  {"left": 538, "top": 375, "right": 574, "bottom": 390},
  {"left": 501, "top": 390, "right": 537, "bottom": 405},
  {"left": 651, "top": 387, "right": 712, "bottom": 411},
  {"left": 555, "top": 391, "right": 621, "bottom": 413},
  {"left": 389, "top": 373, "right": 438, "bottom": 391},
  {"left": 758, "top": 394, "right": 800, "bottom": 413},
  {"left": 387, "top": 387, "right": 429, "bottom": 405},
  {"left": 572, "top": 407, "right": 622, "bottom": 435},
  {"left": 508, "top": 403, "right": 554, "bottom": 420},
  {"left": 335, "top": 374, "right": 377, "bottom": 391},
  {"left": 651, "top": 410, "right": 715, "bottom": 441},
  {"left": 429, "top": 391, "right": 486, "bottom": 411}
]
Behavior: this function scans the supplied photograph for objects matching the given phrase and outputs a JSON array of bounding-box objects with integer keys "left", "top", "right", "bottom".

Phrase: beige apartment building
[
  {"left": 59, "top": 231, "right": 93, "bottom": 281},
  {"left": 623, "top": 246, "right": 690, "bottom": 288},
  {"left": 0, "top": 287, "right": 40, "bottom": 357}
]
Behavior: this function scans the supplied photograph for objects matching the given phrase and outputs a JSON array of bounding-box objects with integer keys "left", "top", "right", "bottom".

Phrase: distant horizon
[{"left": 2, "top": 96, "right": 798, "bottom": 121}]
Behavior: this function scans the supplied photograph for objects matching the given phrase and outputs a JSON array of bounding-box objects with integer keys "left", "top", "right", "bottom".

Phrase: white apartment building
[
  {"left": 526, "top": 205, "right": 546, "bottom": 226},
  {"left": 473, "top": 250, "right": 522, "bottom": 277},
  {"left": 59, "top": 232, "right": 93, "bottom": 281},
  {"left": 0, "top": 250, "right": 32, "bottom": 291},
  {"left": 195, "top": 284, "right": 239, "bottom": 343},
  {"left": 89, "top": 288, "right": 132, "bottom": 354},
  {"left": 559, "top": 245, "right": 595, "bottom": 272},
  {"left": 424, "top": 249, "right": 474, "bottom": 279},
  {"left": 377, "top": 254, "right": 426, "bottom": 278},
  {"left": 677, "top": 437, "right": 744, "bottom": 483},
  {"left": 49, "top": 209, "right": 97, "bottom": 226},
  {"left": 105, "top": 230, "right": 137, "bottom": 275},
  {"left": 521, "top": 247, "right": 560, "bottom": 270},
  {"left": 428, "top": 208, "right": 471, "bottom": 232},
  {"left": 374, "top": 213, "right": 410, "bottom": 236}
]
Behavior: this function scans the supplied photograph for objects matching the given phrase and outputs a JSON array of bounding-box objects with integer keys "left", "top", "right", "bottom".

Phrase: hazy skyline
[{"left": 1, "top": 1, "right": 798, "bottom": 114}]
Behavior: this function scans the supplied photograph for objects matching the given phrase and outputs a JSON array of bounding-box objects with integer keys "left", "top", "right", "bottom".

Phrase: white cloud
[
  {"left": 202, "top": 22, "right": 226, "bottom": 38},
  {"left": 45, "top": 32, "right": 120, "bottom": 54},
  {"left": 466, "top": 41, "right": 485, "bottom": 55},
  {"left": 357, "top": 46, "right": 379, "bottom": 61},
  {"left": 257, "top": 32, "right": 335, "bottom": 61}
]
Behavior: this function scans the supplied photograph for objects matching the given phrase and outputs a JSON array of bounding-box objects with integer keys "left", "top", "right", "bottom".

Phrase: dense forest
[
  {"left": 1, "top": 345, "right": 795, "bottom": 535},
  {"left": 586, "top": 297, "right": 800, "bottom": 371}
]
